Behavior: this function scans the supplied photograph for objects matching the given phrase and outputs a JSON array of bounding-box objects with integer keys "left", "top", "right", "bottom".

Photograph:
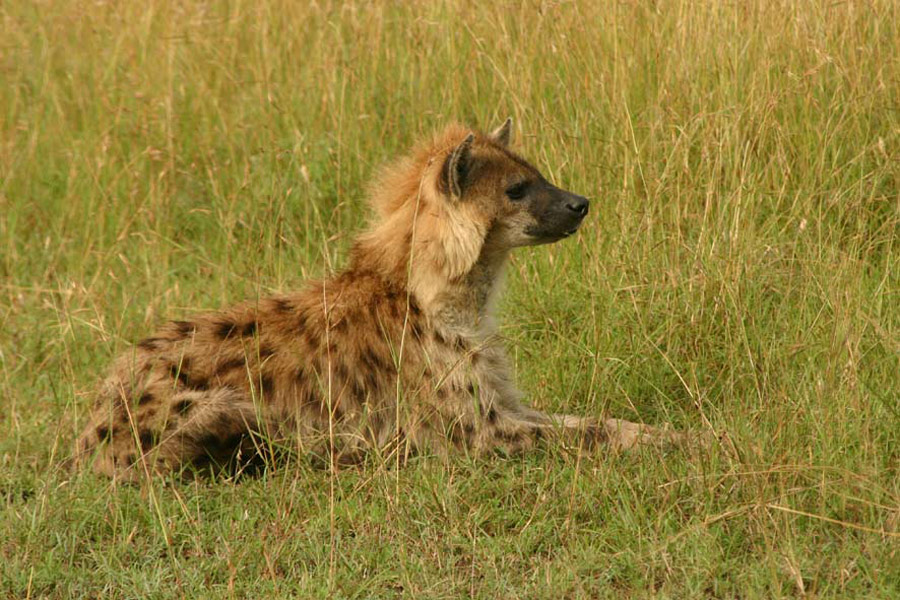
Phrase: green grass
[{"left": 2, "top": 0, "right": 898, "bottom": 597}]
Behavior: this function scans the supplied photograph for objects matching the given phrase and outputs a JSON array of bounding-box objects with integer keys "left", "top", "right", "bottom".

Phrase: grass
[{"left": 1, "top": 0, "right": 898, "bottom": 597}]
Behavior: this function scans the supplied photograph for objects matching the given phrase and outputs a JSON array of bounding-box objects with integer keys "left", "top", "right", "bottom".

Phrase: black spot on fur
[
  {"left": 137, "top": 337, "right": 163, "bottom": 351},
  {"left": 466, "top": 383, "right": 476, "bottom": 396},
  {"left": 486, "top": 408, "right": 497, "bottom": 423},
  {"left": 349, "top": 379, "right": 366, "bottom": 400},
  {"left": 138, "top": 392, "right": 154, "bottom": 405},
  {"left": 217, "top": 357, "right": 246, "bottom": 373},
  {"left": 409, "top": 319, "right": 424, "bottom": 340},
  {"left": 436, "top": 386, "right": 448, "bottom": 400},
  {"left": 272, "top": 298, "right": 292, "bottom": 313},
  {"left": 241, "top": 321, "right": 257, "bottom": 337},
  {"left": 169, "top": 360, "right": 208, "bottom": 390},
  {"left": 138, "top": 430, "right": 155, "bottom": 451},
  {"left": 257, "top": 375, "right": 273, "bottom": 395},
  {"left": 173, "top": 399, "right": 193, "bottom": 415},
  {"left": 433, "top": 330, "right": 446, "bottom": 345},
  {"left": 498, "top": 430, "right": 522, "bottom": 444},
  {"left": 123, "top": 453, "right": 136, "bottom": 467},
  {"left": 215, "top": 320, "right": 237, "bottom": 339},
  {"left": 257, "top": 346, "right": 275, "bottom": 359},
  {"left": 96, "top": 425, "right": 111, "bottom": 441},
  {"left": 302, "top": 330, "right": 320, "bottom": 349},
  {"left": 169, "top": 364, "right": 190, "bottom": 386},
  {"left": 172, "top": 320, "right": 196, "bottom": 337},
  {"left": 361, "top": 348, "right": 389, "bottom": 373}
]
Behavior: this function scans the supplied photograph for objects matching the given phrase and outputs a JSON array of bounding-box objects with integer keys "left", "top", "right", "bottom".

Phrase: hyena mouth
[
  {"left": 529, "top": 221, "right": 584, "bottom": 243},
  {"left": 560, "top": 221, "right": 585, "bottom": 237}
]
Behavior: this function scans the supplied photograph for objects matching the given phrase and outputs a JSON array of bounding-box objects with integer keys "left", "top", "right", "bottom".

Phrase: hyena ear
[
  {"left": 489, "top": 117, "right": 513, "bottom": 147},
  {"left": 445, "top": 133, "right": 475, "bottom": 198}
]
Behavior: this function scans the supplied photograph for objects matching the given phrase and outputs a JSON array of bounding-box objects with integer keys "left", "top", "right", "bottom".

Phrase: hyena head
[
  {"left": 438, "top": 118, "right": 590, "bottom": 251},
  {"left": 356, "top": 119, "right": 589, "bottom": 306}
]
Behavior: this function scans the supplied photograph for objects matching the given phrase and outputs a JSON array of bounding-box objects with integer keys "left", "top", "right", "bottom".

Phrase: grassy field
[{"left": 2, "top": 0, "right": 898, "bottom": 597}]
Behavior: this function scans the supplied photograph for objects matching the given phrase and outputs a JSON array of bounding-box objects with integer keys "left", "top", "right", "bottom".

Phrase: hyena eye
[{"left": 505, "top": 182, "right": 529, "bottom": 201}]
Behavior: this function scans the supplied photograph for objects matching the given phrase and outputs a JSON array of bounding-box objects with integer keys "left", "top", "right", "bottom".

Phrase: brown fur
[{"left": 74, "top": 122, "right": 680, "bottom": 480}]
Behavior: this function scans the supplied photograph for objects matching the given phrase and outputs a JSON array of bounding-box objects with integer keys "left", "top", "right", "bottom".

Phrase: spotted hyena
[{"left": 74, "top": 119, "right": 681, "bottom": 480}]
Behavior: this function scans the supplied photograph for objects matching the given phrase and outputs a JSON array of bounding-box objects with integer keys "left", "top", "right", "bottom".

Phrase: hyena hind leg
[
  {"left": 151, "top": 387, "right": 278, "bottom": 477},
  {"left": 77, "top": 387, "right": 270, "bottom": 481}
]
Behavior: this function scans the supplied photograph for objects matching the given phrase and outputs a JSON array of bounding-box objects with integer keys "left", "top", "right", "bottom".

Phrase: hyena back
[{"left": 75, "top": 120, "right": 679, "bottom": 480}]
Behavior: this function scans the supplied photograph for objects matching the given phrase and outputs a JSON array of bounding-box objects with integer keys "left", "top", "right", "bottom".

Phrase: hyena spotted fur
[{"left": 74, "top": 119, "right": 681, "bottom": 480}]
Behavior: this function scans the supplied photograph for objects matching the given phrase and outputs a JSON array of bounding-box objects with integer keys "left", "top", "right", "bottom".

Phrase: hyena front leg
[
  {"left": 552, "top": 414, "right": 685, "bottom": 452},
  {"left": 479, "top": 403, "right": 684, "bottom": 454}
]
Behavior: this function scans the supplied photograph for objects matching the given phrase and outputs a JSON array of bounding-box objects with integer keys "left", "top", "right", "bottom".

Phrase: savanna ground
[{"left": 1, "top": 1, "right": 898, "bottom": 597}]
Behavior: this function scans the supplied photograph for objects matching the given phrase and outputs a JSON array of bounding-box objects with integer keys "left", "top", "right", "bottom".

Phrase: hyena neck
[
  {"left": 417, "top": 244, "right": 509, "bottom": 338},
  {"left": 349, "top": 228, "right": 508, "bottom": 337}
]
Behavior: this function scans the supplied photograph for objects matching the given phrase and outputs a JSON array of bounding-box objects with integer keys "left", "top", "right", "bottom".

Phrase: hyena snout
[
  {"left": 563, "top": 193, "right": 589, "bottom": 218},
  {"left": 526, "top": 185, "right": 590, "bottom": 242}
]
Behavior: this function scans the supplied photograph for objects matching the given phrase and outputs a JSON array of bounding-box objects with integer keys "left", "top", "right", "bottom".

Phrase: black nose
[{"left": 565, "top": 196, "right": 589, "bottom": 217}]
